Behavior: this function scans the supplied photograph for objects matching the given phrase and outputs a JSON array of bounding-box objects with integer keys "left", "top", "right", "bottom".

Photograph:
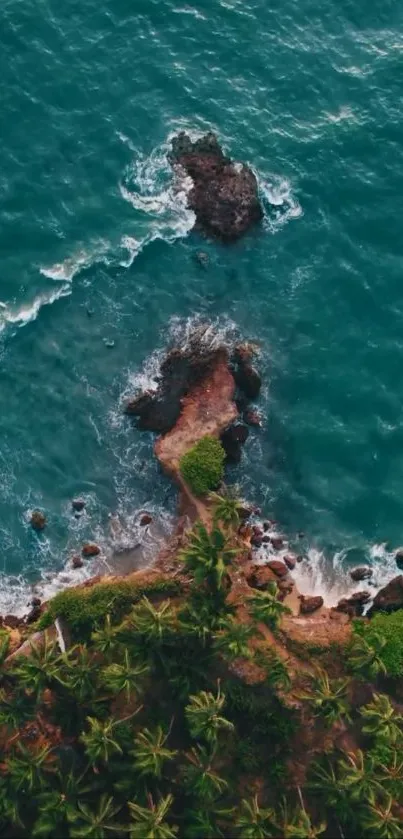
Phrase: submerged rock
[
  {"left": 244, "top": 408, "right": 262, "bottom": 427},
  {"left": 30, "top": 510, "right": 47, "bottom": 531},
  {"left": 350, "top": 566, "right": 373, "bottom": 582},
  {"left": 169, "top": 131, "right": 263, "bottom": 242},
  {"left": 72, "top": 499, "right": 86, "bottom": 513},
  {"left": 299, "top": 595, "right": 324, "bottom": 615},
  {"left": 139, "top": 513, "right": 153, "bottom": 527},
  {"left": 367, "top": 575, "right": 403, "bottom": 617}
]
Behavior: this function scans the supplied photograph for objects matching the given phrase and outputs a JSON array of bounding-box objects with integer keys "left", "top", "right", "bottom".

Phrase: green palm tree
[
  {"left": 180, "top": 522, "right": 237, "bottom": 592},
  {"left": 102, "top": 649, "right": 149, "bottom": 701},
  {"left": 374, "top": 749, "right": 403, "bottom": 797},
  {"left": 279, "top": 800, "right": 327, "bottom": 839},
  {"left": 0, "top": 631, "right": 9, "bottom": 666},
  {"left": 81, "top": 716, "right": 124, "bottom": 765},
  {"left": 57, "top": 646, "right": 99, "bottom": 703},
  {"left": 68, "top": 794, "right": 124, "bottom": 838},
  {"left": 129, "top": 597, "right": 177, "bottom": 645},
  {"left": 247, "top": 584, "right": 291, "bottom": 629},
  {"left": 348, "top": 633, "right": 387, "bottom": 679},
  {"left": 185, "top": 683, "right": 234, "bottom": 744},
  {"left": 10, "top": 636, "right": 60, "bottom": 699},
  {"left": 132, "top": 725, "right": 177, "bottom": 778},
  {"left": 308, "top": 759, "right": 354, "bottom": 820},
  {"left": 235, "top": 795, "right": 277, "bottom": 838},
  {"left": 0, "top": 687, "right": 35, "bottom": 732},
  {"left": 361, "top": 694, "right": 403, "bottom": 744},
  {"left": 91, "top": 615, "right": 121, "bottom": 658},
  {"left": 33, "top": 770, "right": 92, "bottom": 837},
  {"left": 209, "top": 489, "right": 242, "bottom": 529},
  {"left": 182, "top": 745, "right": 228, "bottom": 802},
  {"left": 213, "top": 616, "right": 256, "bottom": 660},
  {"left": 337, "top": 749, "right": 381, "bottom": 804},
  {"left": 299, "top": 668, "right": 351, "bottom": 727},
  {"left": 362, "top": 796, "right": 403, "bottom": 839},
  {"left": 6, "top": 742, "right": 56, "bottom": 794},
  {"left": 128, "top": 794, "right": 178, "bottom": 839},
  {"left": 182, "top": 805, "right": 233, "bottom": 839}
]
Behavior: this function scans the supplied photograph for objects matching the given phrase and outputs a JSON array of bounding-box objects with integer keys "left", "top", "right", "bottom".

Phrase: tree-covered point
[
  {"left": 179, "top": 436, "right": 225, "bottom": 496},
  {"left": 0, "top": 516, "right": 402, "bottom": 838}
]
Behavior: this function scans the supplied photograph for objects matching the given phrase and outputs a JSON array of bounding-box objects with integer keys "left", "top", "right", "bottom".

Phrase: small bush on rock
[{"left": 180, "top": 436, "right": 225, "bottom": 496}]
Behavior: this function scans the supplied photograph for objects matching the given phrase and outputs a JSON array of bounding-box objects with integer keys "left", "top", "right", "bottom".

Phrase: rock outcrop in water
[{"left": 169, "top": 132, "right": 263, "bottom": 242}]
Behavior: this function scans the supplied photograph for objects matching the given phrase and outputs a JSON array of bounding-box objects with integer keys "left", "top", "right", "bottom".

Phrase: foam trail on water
[
  {"left": 0, "top": 285, "right": 72, "bottom": 333},
  {"left": 259, "top": 172, "right": 302, "bottom": 233}
]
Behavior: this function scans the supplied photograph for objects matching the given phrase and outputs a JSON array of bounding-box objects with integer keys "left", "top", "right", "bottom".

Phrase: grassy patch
[
  {"left": 180, "top": 436, "right": 225, "bottom": 496},
  {"left": 354, "top": 610, "right": 403, "bottom": 677},
  {"left": 38, "top": 578, "right": 183, "bottom": 641}
]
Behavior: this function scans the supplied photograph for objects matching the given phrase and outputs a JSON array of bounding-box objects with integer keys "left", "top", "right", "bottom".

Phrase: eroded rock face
[
  {"left": 367, "top": 575, "right": 403, "bottom": 617},
  {"left": 125, "top": 328, "right": 233, "bottom": 435},
  {"left": 169, "top": 132, "right": 263, "bottom": 242}
]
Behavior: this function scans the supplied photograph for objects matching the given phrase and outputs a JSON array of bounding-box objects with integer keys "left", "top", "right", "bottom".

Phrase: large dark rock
[
  {"left": 125, "top": 327, "right": 232, "bottom": 434},
  {"left": 221, "top": 423, "right": 249, "bottom": 463},
  {"left": 169, "top": 132, "right": 263, "bottom": 243},
  {"left": 267, "top": 560, "right": 288, "bottom": 578},
  {"left": 336, "top": 591, "right": 371, "bottom": 618},
  {"left": 367, "top": 575, "right": 403, "bottom": 617},
  {"left": 395, "top": 549, "right": 403, "bottom": 570},
  {"left": 82, "top": 543, "right": 101, "bottom": 558},
  {"left": 234, "top": 364, "right": 262, "bottom": 400},
  {"left": 299, "top": 595, "right": 324, "bottom": 615}
]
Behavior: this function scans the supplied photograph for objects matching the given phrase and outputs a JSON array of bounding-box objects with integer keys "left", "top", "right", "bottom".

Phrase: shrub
[
  {"left": 38, "top": 578, "right": 183, "bottom": 641},
  {"left": 354, "top": 611, "right": 403, "bottom": 678},
  {"left": 180, "top": 436, "right": 225, "bottom": 497}
]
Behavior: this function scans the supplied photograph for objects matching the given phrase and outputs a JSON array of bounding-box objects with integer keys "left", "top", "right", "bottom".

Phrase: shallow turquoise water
[{"left": 1, "top": 0, "right": 403, "bottom": 610}]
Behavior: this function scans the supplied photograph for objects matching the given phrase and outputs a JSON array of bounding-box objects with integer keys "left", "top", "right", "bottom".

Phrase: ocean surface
[{"left": 1, "top": 0, "right": 403, "bottom": 613}]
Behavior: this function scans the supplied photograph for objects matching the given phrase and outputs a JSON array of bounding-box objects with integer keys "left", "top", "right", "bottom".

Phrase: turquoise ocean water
[{"left": 1, "top": 0, "right": 403, "bottom": 612}]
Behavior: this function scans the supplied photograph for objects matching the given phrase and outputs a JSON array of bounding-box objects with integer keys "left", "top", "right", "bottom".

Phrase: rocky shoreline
[{"left": 3, "top": 134, "right": 403, "bottom": 637}]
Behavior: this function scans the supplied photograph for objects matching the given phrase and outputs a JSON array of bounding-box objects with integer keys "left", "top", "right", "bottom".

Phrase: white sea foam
[
  {"left": 259, "top": 173, "right": 302, "bottom": 233},
  {"left": 119, "top": 135, "right": 195, "bottom": 252},
  {"left": 0, "top": 285, "right": 72, "bottom": 333},
  {"left": 172, "top": 6, "right": 207, "bottom": 20}
]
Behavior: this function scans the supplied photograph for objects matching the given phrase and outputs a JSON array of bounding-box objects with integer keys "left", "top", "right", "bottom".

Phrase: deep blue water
[{"left": 1, "top": 0, "right": 403, "bottom": 611}]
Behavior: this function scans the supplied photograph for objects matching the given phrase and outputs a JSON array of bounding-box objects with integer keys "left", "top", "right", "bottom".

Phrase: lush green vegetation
[
  {"left": 38, "top": 578, "right": 183, "bottom": 641},
  {"left": 352, "top": 610, "right": 403, "bottom": 678},
  {"left": 179, "top": 436, "right": 225, "bottom": 496},
  {"left": 1, "top": 510, "right": 402, "bottom": 838}
]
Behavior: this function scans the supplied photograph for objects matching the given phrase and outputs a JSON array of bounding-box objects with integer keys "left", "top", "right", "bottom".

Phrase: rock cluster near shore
[{"left": 169, "top": 131, "right": 263, "bottom": 242}]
